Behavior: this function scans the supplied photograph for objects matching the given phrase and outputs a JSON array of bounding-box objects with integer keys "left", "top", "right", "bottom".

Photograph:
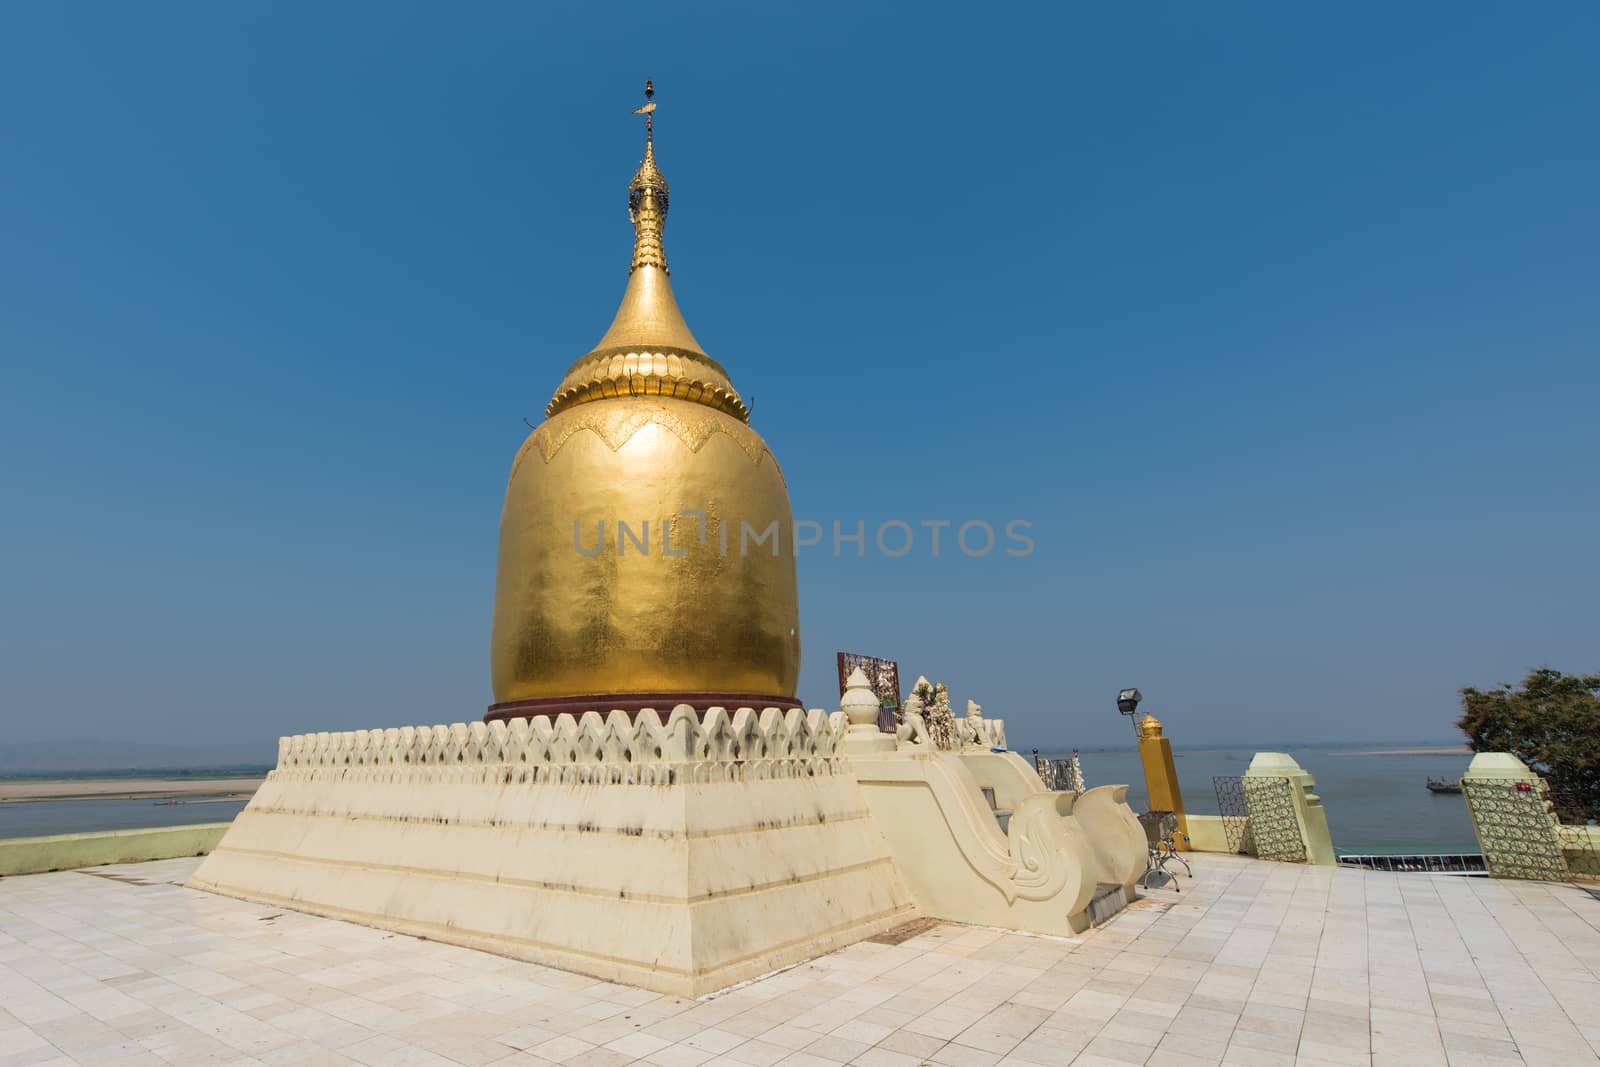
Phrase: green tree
[{"left": 1458, "top": 668, "right": 1600, "bottom": 822}]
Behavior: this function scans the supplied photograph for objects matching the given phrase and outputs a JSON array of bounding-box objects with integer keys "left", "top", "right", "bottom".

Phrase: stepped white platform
[
  {"left": 190, "top": 707, "right": 916, "bottom": 997},
  {"left": 189, "top": 688, "right": 1150, "bottom": 998}
]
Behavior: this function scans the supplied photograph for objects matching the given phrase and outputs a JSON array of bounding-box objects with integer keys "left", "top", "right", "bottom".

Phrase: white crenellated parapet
[{"left": 272, "top": 705, "right": 850, "bottom": 787}]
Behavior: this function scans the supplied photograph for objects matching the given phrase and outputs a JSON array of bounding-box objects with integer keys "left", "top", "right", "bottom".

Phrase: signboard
[{"left": 836, "top": 652, "right": 902, "bottom": 733}]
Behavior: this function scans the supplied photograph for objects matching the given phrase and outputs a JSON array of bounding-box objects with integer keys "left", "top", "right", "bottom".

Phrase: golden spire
[
  {"left": 627, "top": 138, "right": 669, "bottom": 273},
  {"left": 628, "top": 80, "right": 667, "bottom": 272},
  {"left": 546, "top": 81, "right": 748, "bottom": 422}
]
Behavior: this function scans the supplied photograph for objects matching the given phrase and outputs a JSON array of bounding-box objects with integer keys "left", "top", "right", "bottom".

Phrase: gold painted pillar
[{"left": 1137, "top": 715, "right": 1190, "bottom": 849}]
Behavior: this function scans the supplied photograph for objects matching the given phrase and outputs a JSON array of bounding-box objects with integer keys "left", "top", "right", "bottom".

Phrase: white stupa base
[{"left": 190, "top": 708, "right": 916, "bottom": 997}]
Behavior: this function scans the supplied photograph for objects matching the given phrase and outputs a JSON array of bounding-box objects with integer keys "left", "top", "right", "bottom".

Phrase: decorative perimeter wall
[
  {"left": 1461, "top": 752, "right": 1600, "bottom": 881},
  {"left": 190, "top": 707, "right": 917, "bottom": 997},
  {"left": 1187, "top": 753, "right": 1336, "bottom": 865}
]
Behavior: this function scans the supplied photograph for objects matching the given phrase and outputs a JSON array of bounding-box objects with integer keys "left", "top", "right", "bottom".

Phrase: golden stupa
[{"left": 488, "top": 84, "right": 801, "bottom": 721}]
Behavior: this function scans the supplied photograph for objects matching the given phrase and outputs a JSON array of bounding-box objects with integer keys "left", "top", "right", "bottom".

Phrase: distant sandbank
[
  {"left": 0, "top": 777, "right": 264, "bottom": 803},
  {"left": 1327, "top": 747, "right": 1470, "bottom": 757}
]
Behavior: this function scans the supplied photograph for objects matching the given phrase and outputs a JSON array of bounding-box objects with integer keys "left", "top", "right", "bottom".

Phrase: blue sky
[{"left": 2, "top": 3, "right": 1596, "bottom": 756}]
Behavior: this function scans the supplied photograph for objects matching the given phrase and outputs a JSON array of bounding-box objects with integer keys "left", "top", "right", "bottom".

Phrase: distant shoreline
[
  {"left": 1030, "top": 743, "right": 1470, "bottom": 757},
  {"left": 0, "top": 776, "right": 265, "bottom": 803},
  {"left": 0, "top": 765, "right": 270, "bottom": 781},
  {"left": 1328, "top": 747, "right": 1471, "bottom": 757}
]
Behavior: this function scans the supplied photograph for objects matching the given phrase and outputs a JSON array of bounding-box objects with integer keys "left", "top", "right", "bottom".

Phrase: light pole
[{"left": 1116, "top": 687, "right": 1143, "bottom": 744}]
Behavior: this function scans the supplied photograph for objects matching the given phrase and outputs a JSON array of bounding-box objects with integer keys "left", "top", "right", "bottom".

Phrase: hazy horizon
[
  {"left": 3, "top": 4, "right": 1596, "bottom": 752},
  {"left": 0, "top": 734, "right": 1473, "bottom": 778}
]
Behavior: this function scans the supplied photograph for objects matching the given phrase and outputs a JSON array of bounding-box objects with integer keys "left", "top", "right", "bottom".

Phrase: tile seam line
[
  {"left": 1547, "top": 883, "right": 1600, "bottom": 941},
  {"left": 1308, "top": 860, "right": 1372, "bottom": 1057},
  {"left": 1388, "top": 870, "right": 1452, "bottom": 1062},
  {"left": 1495, "top": 879, "right": 1600, "bottom": 1032},
  {"left": 1517, "top": 878, "right": 1600, "bottom": 982},
  {"left": 1430, "top": 871, "right": 1522, "bottom": 1055}
]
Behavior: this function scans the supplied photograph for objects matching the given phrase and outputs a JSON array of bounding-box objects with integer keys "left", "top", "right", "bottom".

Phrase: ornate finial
[
  {"left": 627, "top": 79, "right": 669, "bottom": 274},
  {"left": 631, "top": 79, "right": 656, "bottom": 142},
  {"left": 841, "top": 668, "right": 879, "bottom": 727},
  {"left": 1139, "top": 713, "right": 1164, "bottom": 740}
]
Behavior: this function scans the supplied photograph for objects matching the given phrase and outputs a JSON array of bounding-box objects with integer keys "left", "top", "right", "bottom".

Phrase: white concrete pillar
[
  {"left": 1459, "top": 752, "right": 1572, "bottom": 879},
  {"left": 1461, "top": 751, "right": 1539, "bottom": 782},
  {"left": 1243, "top": 752, "right": 1336, "bottom": 866}
]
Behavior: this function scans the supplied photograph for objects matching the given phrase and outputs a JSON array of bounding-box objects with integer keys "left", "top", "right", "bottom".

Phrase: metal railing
[
  {"left": 1337, "top": 853, "right": 1486, "bottom": 873},
  {"left": 1033, "top": 756, "right": 1083, "bottom": 794}
]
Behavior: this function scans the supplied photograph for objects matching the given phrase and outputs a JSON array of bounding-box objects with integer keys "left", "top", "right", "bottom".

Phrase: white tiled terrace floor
[{"left": 1, "top": 853, "right": 1597, "bottom": 1067}]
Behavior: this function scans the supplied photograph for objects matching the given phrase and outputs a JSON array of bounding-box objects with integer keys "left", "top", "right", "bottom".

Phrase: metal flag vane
[{"left": 631, "top": 79, "right": 657, "bottom": 142}]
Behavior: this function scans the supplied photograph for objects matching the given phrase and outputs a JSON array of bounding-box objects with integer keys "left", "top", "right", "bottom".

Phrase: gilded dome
[{"left": 488, "top": 88, "right": 800, "bottom": 720}]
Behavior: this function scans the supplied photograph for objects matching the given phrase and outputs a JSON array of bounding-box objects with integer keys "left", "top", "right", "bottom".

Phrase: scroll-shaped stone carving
[{"left": 1000, "top": 792, "right": 1081, "bottom": 902}]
